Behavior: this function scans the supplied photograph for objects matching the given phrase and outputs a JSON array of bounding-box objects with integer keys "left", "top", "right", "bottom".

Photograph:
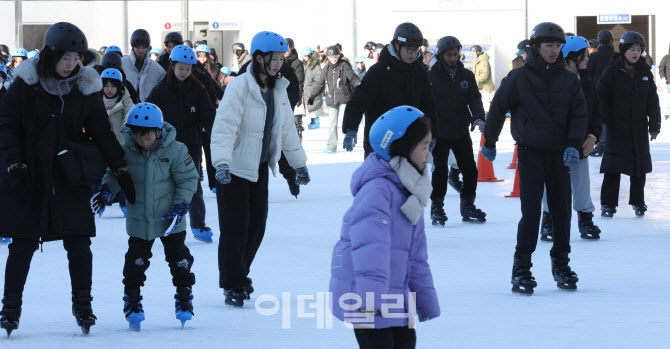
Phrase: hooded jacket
[
  {"left": 308, "top": 57, "right": 360, "bottom": 106},
  {"left": 0, "top": 59, "right": 126, "bottom": 239},
  {"left": 329, "top": 153, "right": 440, "bottom": 328},
  {"left": 484, "top": 52, "right": 588, "bottom": 151},
  {"left": 122, "top": 51, "right": 166, "bottom": 102},
  {"left": 597, "top": 54, "right": 661, "bottom": 176},
  {"left": 103, "top": 122, "right": 198, "bottom": 241},
  {"left": 473, "top": 52, "right": 495, "bottom": 92}
]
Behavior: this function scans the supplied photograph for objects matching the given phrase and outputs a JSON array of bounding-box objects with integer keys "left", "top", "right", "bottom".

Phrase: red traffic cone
[
  {"left": 505, "top": 166, "right": 520, "bottom": 198},
  {"left": 507, "top": 144, "right": 518, "bottom": 169},
  {"left": 477, "top": 134, "right": 503, "bottom": 183}
]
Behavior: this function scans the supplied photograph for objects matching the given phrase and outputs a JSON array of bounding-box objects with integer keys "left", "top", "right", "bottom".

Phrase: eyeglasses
[{"left": 404, "top": 46, "right": 420, "bottom": 55}]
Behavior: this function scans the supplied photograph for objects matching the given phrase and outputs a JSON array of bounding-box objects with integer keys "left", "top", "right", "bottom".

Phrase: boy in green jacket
[{"left": 91, "top": 102, "right": 199, "bottom": 330}]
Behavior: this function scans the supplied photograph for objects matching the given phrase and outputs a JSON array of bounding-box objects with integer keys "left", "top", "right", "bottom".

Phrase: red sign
[
  {"left": 164, "top": 23, "right": 172, "bottom": 30},
  {"left": 164, "top": 22, "right": 183, "bottom": 31}
]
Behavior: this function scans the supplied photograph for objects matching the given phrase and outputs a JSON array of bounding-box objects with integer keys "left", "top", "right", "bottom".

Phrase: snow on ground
[{"left": 1, "top": 115, "right": 670, "bottom": 349}]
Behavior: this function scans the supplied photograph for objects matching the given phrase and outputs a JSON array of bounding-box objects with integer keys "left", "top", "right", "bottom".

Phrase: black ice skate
[
  {"left": 540, "top": 211, "right": 553, "bottom": 241},
  {"left": 578, "top": 211, "right": 601, "bottom": 239},
  {"left": 431, "top": 202, "right": 448, "bottom": 227},
  {"left": 632, "top": 204, "right": 647, "bottom": 217},
  {"left": 551, "top": 253, "right": 578, "bottom": 290},
  {"left": 460, "top": 196, "right": 486, "bottom": 223},
  {"left": 123, "top": 288, "right": 145, "bottom": 331},
  {"left": 601, "top": 205, "right": 616, "bottom": 218},
  {"left": 72, "top": 290, "right": 96, "bottom": 335},
  {"left": 0, "top": 294, "right": 21, "bottom": 337},
  {"left": 448, "top": 167, "right": 463, "bottom": 194},
  {"left": 511, "top": 256, "right": 537, "bottom": 296},
  {"left": 245, "top": 278, "right": 254, "bottom": 300},
  {"left": 224, "top": 288, "right": 248, "bottom": 308}
]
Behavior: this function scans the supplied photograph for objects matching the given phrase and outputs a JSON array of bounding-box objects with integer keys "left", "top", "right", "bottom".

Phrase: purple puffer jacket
[{"left": 329, "top": 153, "right": 440, "bottom": 329}]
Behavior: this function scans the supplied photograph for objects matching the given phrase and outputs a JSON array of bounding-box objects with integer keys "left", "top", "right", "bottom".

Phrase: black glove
[
  {"left": 307, "top": 96, "right": 315, "bottom": 105},
  {"left": 114, "top": 168, "right": 136, "bottom": 204},
  {"left": 295, "top": 167, "right": 310, "bottom": 185}
]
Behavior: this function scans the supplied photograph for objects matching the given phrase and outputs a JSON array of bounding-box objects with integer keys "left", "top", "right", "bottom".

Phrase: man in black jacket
[
  {"left": 586, "top": 29, "right": 616, "bottom": 157},
  {"left": 341, "top": 22, "right": 435, "bottom": 158},
  {"left": 482, "top": 22, "right": 587, "bottom": 295},
  {"left": 285, "top": 38, "right": 306, "bottom": 140},
  {"left": 428, "top": 36, "right": 486, "bottom": 226}
]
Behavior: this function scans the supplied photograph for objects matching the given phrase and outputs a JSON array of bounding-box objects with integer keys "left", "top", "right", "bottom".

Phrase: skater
[
  {"left": 354, "top": 56, "right": 367, "bottom": 80},
  {"left": 0, "top": 22, "right": 135, "bottom": 335},
  {"left": 146, "top": 45, "right": 216, "bottom": 243},
  {"left": 341, "top": 22, "right": 435, "bottom": 159},
  {"left": 196, "top": 44, "right": 223, "bottom": 86},
  {"left": 587, "top": 29, "right": 616, "bottom": 157},
  {"left": 302, "top": 46, "right": 323, "bottom": 130},
  {"left": 3, "top": 47, "right": 28, "bottom": 89},
  {"left": 150, "top": 48, "right": 162, "bottom": 61},
  {"left": 329, "top": 106, "right": 439, "bottom": 349},
  {"left": 597, "top": 32, "right": 661, "bottom": 218},
  {"left": 122, "top": 29, "right": 166, "bottom": 102},
  {"left": 482, "top": 22, "right": 587, "bottom": 295},
  {"left": 100, "top": 51, "right": 140, "bottom": 104},
  {"left": 284, "top": 38, "right": 306, "bottom": 141},
  {"left": 232, "top": 42, "right": 251, "bottom": 72},
  {"left": 428, "top": 36, "right": 487, "bottom": 226},
  {"left": 306, "top": 45, "right": 360, "bottom": 153},
  {"left": 93, "top": 102, "right": 199, "bottom": 330},
  {"left": 509, "top": 39, "right": 529, "bottom": 71},
  {"left": 539, "top": 36, "right": 602, "bottom": 241},
  {"left": 211, "top": 31, "right": 309, "bottom": 307},
  {"left": 421, "top": 38, "right": 433, "bottom": 70}
]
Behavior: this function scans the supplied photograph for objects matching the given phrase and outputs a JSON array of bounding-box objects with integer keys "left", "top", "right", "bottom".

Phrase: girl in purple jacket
[{"left": 329, "top": 106, "right": 440, "bottom": 349}]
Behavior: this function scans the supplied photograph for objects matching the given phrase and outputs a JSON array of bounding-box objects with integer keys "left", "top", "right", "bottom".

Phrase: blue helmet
[
  {"left": 561, "top": 36, "right": 589, "bottom": 57},
  {"left": 195, "top": 44, "right": 210, "bottom": 53},
  {"left": 0, "top": 65, "right": 6, "bottom": 80},
  {"left": 169, "top": 45, "right": 197, "bottom": 65},
  {"left": 106, "top": 45, "right": 122, "bottom": 55},
  {"left": 11, "top": 48, "right": 27, "bottom": 58},
  {"left": 301, "top": 47, "right": 313, "bottom": 56},
  {"left": 27, "top": 50, "right": 39, "bottom": 59},
  {"left": 101, "top": 68, "right": 123, "bottom": 82},
  {"left": 355, "top": 56, "right": 367, "bottom": 63},
  {"left": 125, "top": 103, "right": 164, "bottom": 129},
  {"left": 220, "top": 66, "right": 231, "bottom": 75},
  {"left": 250, "top": 31, "right": 289, "bottom": 55},
  {"left": 150, "top": 48, "right": 162, "bottom": 55},
  {"left": 369, "top": 106, "right": 425, "bottom": 161}
]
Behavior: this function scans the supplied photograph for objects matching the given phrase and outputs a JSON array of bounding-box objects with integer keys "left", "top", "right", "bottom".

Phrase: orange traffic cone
[
  {"left": 505, "top": 166, "right": 520, "bottom": 198},
  {"left": 476, "top": 134, "right": 503, "bottom": 182},
  {"left": 507, "top": 144, "right": 518, "bottom": 169}
]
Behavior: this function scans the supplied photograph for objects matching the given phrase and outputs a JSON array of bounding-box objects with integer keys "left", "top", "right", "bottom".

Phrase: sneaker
[{"left": 192, "top": 227, "right": 214, "bottom": 243}]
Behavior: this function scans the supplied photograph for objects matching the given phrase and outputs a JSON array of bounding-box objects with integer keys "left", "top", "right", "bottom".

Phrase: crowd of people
[{"left": 0, "top": 18, "right": 664, "bottom": 348}]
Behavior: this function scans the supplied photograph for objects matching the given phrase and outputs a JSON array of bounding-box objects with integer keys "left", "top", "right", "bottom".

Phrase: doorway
[{"left": 576, "top": 15, "right": 655, "bottom": 59}]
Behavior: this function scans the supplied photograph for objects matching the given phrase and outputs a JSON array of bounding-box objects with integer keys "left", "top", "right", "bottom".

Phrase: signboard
[
  {"left": 164, "top": 22, "right": 183, "bottom": 31},
  {"left": 211, "top": 21, "right": 241, "bottom": 31},
  {"left": 597, "top": 14, "right": 631, "bottom": 24}
]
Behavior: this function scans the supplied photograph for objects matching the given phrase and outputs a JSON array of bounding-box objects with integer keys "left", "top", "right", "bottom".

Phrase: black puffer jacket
[
  {"left": 146, "top": 77, "right": 216, "bottom": 154},
  {"left": 428, "top": 60, "right": 484, "bottom": 140},
  {"left": 0, "top": 61, "right": 126, "bottom": 239},
  {"left": 342, "top": 45, "right": 436, "bottom": 154},
  {"left": 586, "top": 44, "right": 616, "bottom": 85},
  {"left": 158, "top": 53, "right": 223, "bottom": 107},
  {"left": 484, "top": 52, "right": 587, "bottom": 151},
  {"left": 578, "top": 71, "right": 602, "bottom": 142},
  {"left": 597, "top": 54, "right": 661, "bottom": 176},
  {"left": 285, "top": 50, "right": 305, "bottom": 103},
  {"left": 308, "top": 57, "right": 360, "bottom": 107}
]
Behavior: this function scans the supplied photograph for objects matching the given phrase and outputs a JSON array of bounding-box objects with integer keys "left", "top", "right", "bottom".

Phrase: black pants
[
  {"left": 431, "top": 136, "right": 478, "bottom": 200},
  {"left": 354, "top": 326, "right": 416, "bottom": 349},
  {"left": 187, "top": 147, "right": 206, "bottom": 229},
  {"left": 202, "top": 131, "right": 217, "bottom": 192},
  {"left": 122, "top": 231, "right": 195, "bottom": 289},
  {"left": 217, "top": 164, "right": 269, "bottom": 290},
  {"left": 516, "top": 146, "right": 572, "bottom": 257},
  {"left": 4, "top": 237, "right": 92, "bottom": 296},
  {"left": 601, "top": 172, "right": 646, "bottom": 207}
]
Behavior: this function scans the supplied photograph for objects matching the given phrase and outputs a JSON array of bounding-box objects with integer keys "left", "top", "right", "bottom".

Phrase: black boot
[
  {"left": 578, "top": 211, "right": 601, "bottom": 239},
  {"left": 632, "top": 204, "right": 647, "bottom": 217},
  {"left": 245, "top": 277, "right": 254, "bottom": 300},
  {"left": 0, "top": 294, "right": 21, "bottom": 337},
  {"left": 123, "top": 288, "right": 144, "bottom": 331},
  {"left": 431, "top": 201, "right": 448, "bottom": 227},
  {"left": 224, "top": 288, "right": 248, "bottom": 308},
  {"left": 175, "top": 287, "right": 194, "bottom": 327},
  {"left": 448, "top": 167, "right": 463, "bottom": 194},
  {"left": 601, "top": 204, "right": 616, "bottom": 218},
  {"left": 540, "top": 211, "right": 553, "bottom": 241},
  {"left": 72, "top": 289, "right": 96, "bottom": 335},
  {"left": 511, "top": 255, "right": 537, "bottom": 295},
  {"left": 460, "top": 195, "right": 486, "bottom": 223},
  {"left": 551, "top": 253, "right": 578, "bottom": 290}
]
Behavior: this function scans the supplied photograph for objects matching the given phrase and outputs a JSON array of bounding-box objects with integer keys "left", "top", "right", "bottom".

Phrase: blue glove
[
  {"left": 429, "top": 138, "right": 436, "bottom": 153},
  {"left": 480, "top": 145, "right": 496, "bottom": 162},
  {"left": 295, "top": 166, "right": 310, "bottom": 185},
  {"left": 90, "top": 185, "right": 112, "bottom": 216},
  {"left": 563, "top": 147, "right": 579, "bottom": 167},
  {"left": 162, "top": 203, "right": 190, "bottom": 236},
  {"left": 650, "top": 132, "right": 659, "bottom": 141},
  {"left": 215, "top": 164, "right": 231, "bottom": 184},
  {"left": 471, "top": 119, "right": 485, "bottom": 132},
  {"left": 343, "top": 130, "right": 357, "bottom": 152}
]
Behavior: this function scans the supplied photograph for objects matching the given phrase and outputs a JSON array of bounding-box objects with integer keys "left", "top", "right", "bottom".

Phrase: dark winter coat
[
  {"left": 342, "top": 44, "right": 436, "bottom": 154},
  {"left": 597, "top": 55, "right": 661, "bottom": 176},
  {"left": 0, "top": 60, "right": 126, "bottom": 240},
  {"left": 158, "top": 54, "right": 223, "bottom": 107},
  {"left": 239, "top": 61, "right": 301, "bottom": 109},
  {"left": 285, "top": 50, "right": 305, "bottom": 103},
  {"left": 484, "top": 53, "right": 588, "bottom": 151},
  {"left": 145, "top": 77, "right": 216, "bottom": 155},
  {"left": 578, "top": 71, "right": 602, "bottom": 142},
  {"left": 428, "top": 60, "right": 485, "bottom": 140},
  {"left": 586, "top": 44, "right": 616, "bottom": 85},
  {"left": 308, "top": 57, "right": 360, "bottom": 107},
  {"left": 303, "top": 54, "right": 323, "bottom": 112}
]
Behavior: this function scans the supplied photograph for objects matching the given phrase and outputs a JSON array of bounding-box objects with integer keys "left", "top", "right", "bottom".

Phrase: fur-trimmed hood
[{"left": 14, "top": 58, "right": 102, "bottom": 96}]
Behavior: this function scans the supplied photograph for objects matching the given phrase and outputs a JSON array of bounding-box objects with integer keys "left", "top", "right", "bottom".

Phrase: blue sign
[
  {"left": 212, "top": 22, "right": 220, "bottom": 29},
  {"left": 597, "top": 14, "right": 631, "bottom": 24}
]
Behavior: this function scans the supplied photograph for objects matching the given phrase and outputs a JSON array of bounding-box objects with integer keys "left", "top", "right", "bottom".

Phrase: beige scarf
[{"left": 389, "top": 156, "right": 432, "bottom": 225}]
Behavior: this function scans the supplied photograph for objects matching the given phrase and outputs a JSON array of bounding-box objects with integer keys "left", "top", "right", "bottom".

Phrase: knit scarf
[
  {"left": 389, "top": 156, "right": 432, "bottom": 225},
  {"left": 103, "top": 95, "right": 118, "bottom": 111}
]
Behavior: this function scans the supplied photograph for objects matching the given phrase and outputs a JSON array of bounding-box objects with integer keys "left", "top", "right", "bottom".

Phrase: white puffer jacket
[
  {"left": 211, "top": 66, "right": 307, "bottom": 182},
  {"left": 122, "top": 52, "right": 166, "bottom": 102}
]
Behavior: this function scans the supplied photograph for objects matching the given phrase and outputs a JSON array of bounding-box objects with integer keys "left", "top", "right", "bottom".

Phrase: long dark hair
[
  {"left": 35, "top": 46, "right": 84, "bottom": 78},
  {"left": 101, "top": 77, "right": 124, "bottom": 103},
  {"left": 251, "top": 51, "right": 278, "bottom": 89},
  {"left": 165, "top": 62, "right": 205, "bottom": 96}
]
